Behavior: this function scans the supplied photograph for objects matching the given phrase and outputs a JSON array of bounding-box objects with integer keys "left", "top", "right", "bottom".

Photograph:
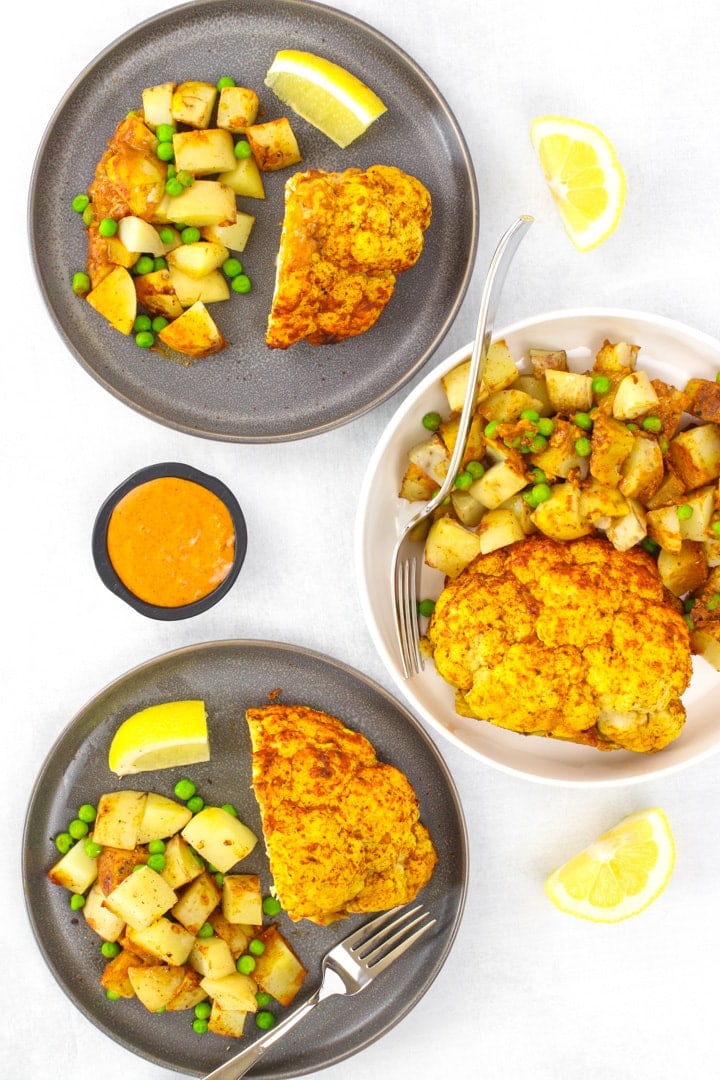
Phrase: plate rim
[
  {"left": 354, "top": 305, "right": 720, "bottom": 788},
  {"left": 27, "top": 0, "right": 479, "bottom": 443},
  {"left": 22, "top": 637, "right": 469, "bottom": 1077}
]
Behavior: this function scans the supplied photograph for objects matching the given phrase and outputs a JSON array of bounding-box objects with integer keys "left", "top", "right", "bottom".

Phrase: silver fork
[
  {"left": 202, "top": 904, "right": 436, "bottom": 1080},
  {"left": 391, "top": 214, "right": 534, "bottom": 678}
]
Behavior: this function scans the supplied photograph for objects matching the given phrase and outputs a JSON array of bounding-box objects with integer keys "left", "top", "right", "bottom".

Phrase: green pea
[
  {"left": 713, "top": 521, "right": 720, "bottom": 536},
  {"left": 520, "top": 408, "right": 540, "bottom": 423},
  {"left": 195, "top": 1001, "right": 212, "bottom": 1019},
  {"left": 82, "top": 205, "right": 95, "bottom": 227},
  {"left": 101, "top": 941, "right": 121, "bottom": 958},
  {"left": 69, "top": 893, "right": 85, "bottom": 911},
  {"left": 640, "top": 536, "right": 660, "bottom": 555},
  {"left": 192, "top": 1019, "right": 209, "bottom": 1034},
  {"left": 684, "top": 597, "right": 697, "bottom": 612},
  {"left": 133, "top": 255, "right": 155, "bottom": 275},
  {"left": 591, "top": 375, "right": 610, "bottom": 394},
  {"left": 98, "top": 217, "right": 118, "bottom": 238},
  {"left": 536, "top": 417, "right": 555, "bottom": 437},
  {"left": 524, "top": 482, "right": 552, "bottom": 507},
  {"left": 221, "top": 803, "right": 238, "bottom": 817},
  {"left": 177, "top": 170, "right": 194, "bottom": 189},
  {"left": 55, "top": 832, "right": 73, "bottom": 854},
  {"left": 135, "top": 330, "right": 155, "bottom": 349},
  {"left": 156, "top": 141, "right": 175, "bottom": 162},
  {"left": 159, "top": 226, "right": 176, "bottom": 244},
  {"left": 262, "top": 896, "right": 282, "bottom": 916},
  {"left": 84, "top": 838, "right": 103, "bottom": 858},
  {"left": 148, "top": 838, "right": 166, "bottom": 855},
  {"left": 147, "top": 853, "right": 166, "bottom": 873},
  {"left": 530, "top": 434, "right": 548, "bottom": 452},
  {"left": 187, "top": 795, "right": 205, "bottom": 814},
  {"left": 165, "top": 176, "right": 184, "bottom": 197},
  {"left": 68, "top": 818, "right": 89, "bottom": 840},
  {"left": 223, "top": 257, "right": 243, "bottom": 278},
  {"left": 422, "top": 410, "right": 441, "bottom": 431},
  {"left": 574, "top": 412, "right": 593, "bottom": 431},
  {"left": 454, "top": 471, "right": 472, "bottom": 489},
  {"left": 217, "top": 76, "right": 236, "bottom": 89},
  {"left": 153, "top": 256, "right": 168, "bottom": 271},
  {"left": 77, "top": 803, "right": 97, "bottom": 823},
  {"left": 255, "top": 991, "right": 272, "bottom": 1007},
  {"left": 71, "top": 271, "right": 91, "bottom": 296},
  {"left": 71, "top": 193, "right": 90, "bottom": 213},
  {"left": 248, "top": 939, "right": 266, "bottom": 956},
  {"left": 106, "top": 989, "right": 121, "bottom": 1001},
  {"left": 133, "top": 314, "right": 153, "bottom": 332},
  {"left": 465, "top": 460, "right": 485, "bottom": 479},
  {"left": 677, "top": 504, "right": 693, "bottom": 520},
  {"left": 417, "top": 598, "right": 435, "bottom": 618},
  {"left": 575, "top": 437, "right": 592, "bottom": 457},
  {"left": 231, "top": 274, "right": 252, "bottom": 294},
  {"left": 659, "top": 437, "right": 669, "bottom": 454},
  {"left": 529, "top": 467, "right": 547, "bottom": 484},
  {"left": 167, "top": 164, "right": 177, "bottom": 179},
  {"left": 237, "top": 954, "right": 256, "bottom": 974},
  {"left": 196, "top": 922, "right": 215, "bottom": 938},
  {"left": 152, "top": 316, "right": 169, "bottom": 332},
  {"left": 174, "top": 778, "right": 196, "bottom": 800},
  {"left": 155, "top": 123, "right": 176, "bottom": 142},
  {"left": 641, "top": 416, "right": 662, "bottom": 433},
  {"left": 716, "top": 372, "right": 720, "bottom": 383},
  {"left": 255, "top": 1011, "right": 276, "bottom": 1031},
  {"left": 234, "top": 139, "right": 252, "bottom": 159},
  {"left": 181, "top": 226, "right": 201, "bottom": 244},
  {"left": 683, "top": 613, "right": 695, "bottom": 631},
  {"left": 707, "top": 593, "right": 720, "bottom": 611}
]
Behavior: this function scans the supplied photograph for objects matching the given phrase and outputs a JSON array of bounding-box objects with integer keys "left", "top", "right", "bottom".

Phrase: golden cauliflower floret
[{"left": 425, "top": 535, "right": 693, "bottom": 753}]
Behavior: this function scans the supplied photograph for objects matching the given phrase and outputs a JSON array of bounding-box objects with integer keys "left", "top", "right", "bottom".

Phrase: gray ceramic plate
[
  {"left": 23, "top": 640, "right": 468, "bottom": 1077},
  {"left": 28, "top": 0, "right": 478, "bottom": 442}
]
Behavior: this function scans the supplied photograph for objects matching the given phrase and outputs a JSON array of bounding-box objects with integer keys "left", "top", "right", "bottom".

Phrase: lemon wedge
[
  {"left": 107, "top": 699, "right": 209, "bottom": 776},
  {"left": 530, "top": 115, "right": 626, "bottom": 251},
  {"left": 264, "top": 49, "right": 387, "bottom": 148},
  {"left": 545, "top": 807, "right": 675, "bottom": 922}
]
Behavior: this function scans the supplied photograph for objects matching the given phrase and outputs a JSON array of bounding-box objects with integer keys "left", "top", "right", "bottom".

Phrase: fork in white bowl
[{"left": 391, "top": 214, "right": 534, "bottom": 678}]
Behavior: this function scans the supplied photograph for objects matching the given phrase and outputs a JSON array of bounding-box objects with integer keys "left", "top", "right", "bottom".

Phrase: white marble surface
[{"left": 6, "top": 1, "right": 720, "bottom": 1078}]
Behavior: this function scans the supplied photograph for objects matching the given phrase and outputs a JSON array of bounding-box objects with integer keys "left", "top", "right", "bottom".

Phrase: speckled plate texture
[
  {"left": 23, "top": 640, "right": 468, "bottom": 1077},
  {"left": 28, "top": 0, "right": 478, "bottom": 442}
]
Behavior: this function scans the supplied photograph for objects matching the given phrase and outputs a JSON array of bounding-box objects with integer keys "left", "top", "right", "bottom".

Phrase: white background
[{"left": 5, "top": 1, "right": 720, "bottom": 1078}]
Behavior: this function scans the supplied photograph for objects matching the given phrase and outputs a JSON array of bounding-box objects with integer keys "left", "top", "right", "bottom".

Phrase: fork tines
[
  {"left": 396, "top": 559, "right": 424, "bottom": 677},
  {"left": 352, "top": 905, "right": 436, "bottom": 974}
]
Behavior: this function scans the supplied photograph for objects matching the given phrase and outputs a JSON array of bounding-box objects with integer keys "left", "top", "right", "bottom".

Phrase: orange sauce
[{"left": 106, "top": 476, "right": 236, "bottom": 607}]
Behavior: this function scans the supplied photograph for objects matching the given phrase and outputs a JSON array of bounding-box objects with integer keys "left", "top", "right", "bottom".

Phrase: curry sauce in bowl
[{"left": 92, "top": 463, "right": 247, "bottom": 619}]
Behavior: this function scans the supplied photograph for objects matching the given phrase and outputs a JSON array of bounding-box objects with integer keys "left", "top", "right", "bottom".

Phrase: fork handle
[{"left": 202, "top": 987, "right": 323, "bottom": 1080}]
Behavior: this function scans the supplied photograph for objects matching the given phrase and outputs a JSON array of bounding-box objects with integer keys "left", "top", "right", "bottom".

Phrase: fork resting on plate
[{"left": 391, "top": 215, "right": 534, "bottom": 679}]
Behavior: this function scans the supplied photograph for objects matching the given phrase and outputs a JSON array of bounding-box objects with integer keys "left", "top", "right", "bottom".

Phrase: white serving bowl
[{"left": 355, "top": 308, "right": 720, "bottom": 787}]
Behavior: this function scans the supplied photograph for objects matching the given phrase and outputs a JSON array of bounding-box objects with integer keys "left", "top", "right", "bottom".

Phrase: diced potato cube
[
  {"left": 544, "top": 369, "right": 594, "bottom": 412},
  {"left": 657, "top": 541, "right": 709, "bottom": 596},
  {"left": 604, "top": 498, "right": 648, "bottom": 552},
  {"left": 684, "top": 377, "right": 720, "bottom": 423},
  {"left": 161, "top": 833, "right": 205, "bottom": 890},
  {"left": 173, "top": 128, "right": 237, "bottom": 175},
  {"left": 480, "top": 339, "right": 521, "bottom": 394},
  {"left": 92, "top": 791, "right": 147, "bottom": 851},
  {"left": 407, "top": 434, "right": 450, "bottom": 486},
  {"left": 200, "top": 212, "right": 255, "bottom": 253},
  {"left": 612, "top": 369, "right": 660, "bottom": 420},
  {"left": 189, "top": 936, "right": 237, "bottom": 979},
  {"left": 529, "top": 348, "right": 568, "bottom": 375},
  {"left": 469, "top": 459, "right": 527, "bottom": 509},
  {"left": 477, "top": 507, "right": 525, "bottom": 554},
  {"left": 450, "top": 489, "right": 484, "bottom": 527},
  {"left": 100, "top": 949, "right": 141, "bottom": 999},
  {"left": 171, "top": 870, "right": 222, "bottom": 934},
  {"left": 165, "top": 968, "right": 207, "bottom": 1011},
  {"left": 117, "top": 215, "right": 167, "bottom": 257},
  {"left": 399, "top": 461, "right": 439, "bottom": 502},
  {"left": 128, "top": 964, "right": 186, "bottom": 1012},
  {"left": 164, "top": 180, "right": 237, "bottom": 227},
  {"left": 619, "top": 434, "right": 665, "bottom": 501},
  {"left": 252, "top": 925, "right": 307, "bottom": 1006},
  {"left": 181, "top": 807, "right": 258, "bottom": 873},
  {"left": 125, "top": 916, "right": 196, "bottom": 966},
  {"left": 47, "top": 839, "right": 98, "bottom": 893},
  {"left": 134, "top": 269, "right": 184, "bottom": 320},
  {"left": 208, "top": 1000, "right": 248, "bottom": 1038},
  {"left": 691, "top": 627, "right": 720, "bottom": 670},
  {"left": 142, "top": 82, "right": 176, "bottom": 130},
  {"left": 594, "top": 340, "right": 639, "bottom": 373},
  {"left": 512, "top": 374, "right": 553, "bottom": 414},
  {"left": 651, "top": 378, "right": 690, "bottom": 437},
  {"left": 167, "top": 240, "right": 230, "bottom": 280},
  {"left": 531, "top": 482, "right": 593, "bottom": 541},
  {"left": 167, "top": 267, "right": 230, "bottom": 307},
  {"left": 218, "top": 154, "right": 266, "bottom": 199},
  {"left": 530, "top": 419, "right": 587, "bottom": 480},
  {"left": 589, "top": 413, "right": 635, "bottom": 487},
  {"left": 97, "top": 845, "right": 147, "bottom": 896},
  {"left": 578, "top": 478, "right": 630, "bottom": 523},
  {"left": 207, "top": 910, "right": 250, "bottom": 957},
  {"left": 669, "top": 424, "right": 720, "bottom": 488},
  {"left": 104, "top": 866, "right": 177, "bottom": 930},
  {"left": 479, "top": 388, "right": 544, "bottom": 422},
  {"left": 678, "top": 486, "right": 716, "bottom": 541},
  {"left": 158, "top": 301, "right": 228, "bottom": 360},
  {"left": 246, "top": 117, "right": 301, "bottom": 171},
  {"left": 86, "top": 265, "right": 137, "bottom": 335},
  {"left": 646, "top": 504, "right": 682, "bottom": 553},
  {"left": 83, "top": 881, "right": 125, "bottom": 941},
  {"left": 424, "top": 517, "right": 482, "bottom": 579},
  {"left": 200, "top": 972, "right": 258, "bottom": 1012},
  {"left": 137, "top": 793, "right": 193, "bottom": 845},
  {"left": 217, "top": 86, "right": 260, "bottom": 132},
  {"left": 222, "top": 874, "right": 263, "bottom": 925},
  {"left": 171, "top": 80, "right": 217, "bottom": 128}
]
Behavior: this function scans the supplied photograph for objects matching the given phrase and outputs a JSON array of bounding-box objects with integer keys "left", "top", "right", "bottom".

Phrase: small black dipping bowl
[{"left": 92, "top": 462, "right": 247, "bottom": 621}]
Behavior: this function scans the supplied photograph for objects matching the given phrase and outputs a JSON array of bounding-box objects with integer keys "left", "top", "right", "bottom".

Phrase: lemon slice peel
[
  {"left": 545, "top": 807, "right": 675, "bottom": 922},
  {"left": 107, "top": 699, "right": 210, "bottom": 776}
]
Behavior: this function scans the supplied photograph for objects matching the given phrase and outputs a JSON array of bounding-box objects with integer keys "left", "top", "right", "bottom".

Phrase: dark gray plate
[
  {"left": 23, "top": 640, "right": 468, "bottom": 1077},
  {"left": 28, "top": 0, "right": 478, "bottom": 442}
]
